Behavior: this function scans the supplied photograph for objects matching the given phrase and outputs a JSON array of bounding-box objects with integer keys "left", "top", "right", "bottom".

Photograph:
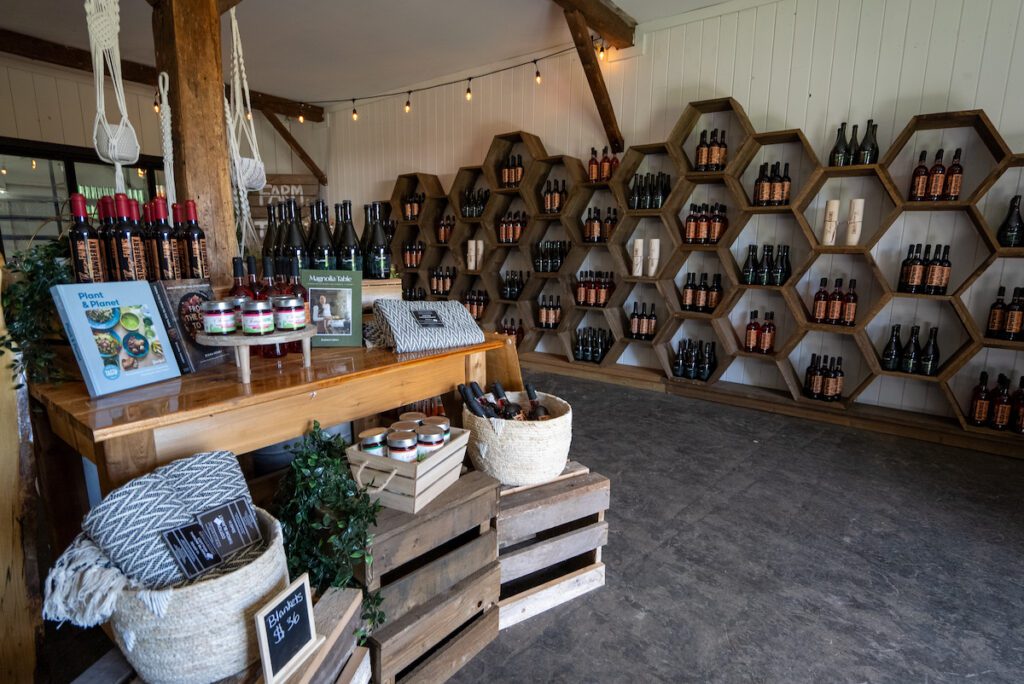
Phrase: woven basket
[
  {"left": 109, "top": 508, "right": 288, "bottom": 684},
  {"left": 463, "top": 391, "right": 572, "bottom": 486}
]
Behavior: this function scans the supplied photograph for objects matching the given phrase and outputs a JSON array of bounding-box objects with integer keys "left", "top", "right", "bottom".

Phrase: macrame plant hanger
[
  {"left": 157, "top": 72, "right": 176, "bottom": 207},
  {"left": 226, "top": 7, "right": 266, "bottom": 255},
  {"left": 85, "top": 0, "right": 139, "bottom": 194}
]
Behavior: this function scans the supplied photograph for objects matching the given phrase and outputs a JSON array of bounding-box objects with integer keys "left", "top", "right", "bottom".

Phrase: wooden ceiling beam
[
  {"left": 564, "top": 9, "right": 624, "bottom": 153},
  {"left": 552, "top": 0, "right": 635, "bottom": 48},
  {"left": 0, "top": 28, "right": 324, "bottom": 122},
  {"left": 262, "top": 110, "right": 328, "bottom": 186}
]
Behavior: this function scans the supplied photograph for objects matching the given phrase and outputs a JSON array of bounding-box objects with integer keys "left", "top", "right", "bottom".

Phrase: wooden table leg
[
  {"left": 30, "top": 398, "right": 90, "bottom": 552},
  {"left": 301, "top": 335, "right": 312, "bottom": 368},
  {"left": 96, "top": 431, "right": 160, "bottom": 494},
  {"left": 239, "top": 346, "right": 252, "bottom": 384}
]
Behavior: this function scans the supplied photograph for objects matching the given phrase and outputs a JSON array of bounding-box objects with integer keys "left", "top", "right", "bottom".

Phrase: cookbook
[
  {"left": 300, "top": 270, "right": 362, "bottom": 347},
  {"left": 51, "top": 282, "right": 181, "bottom": 397},
  {"left": 150, "top": 279, "right": 229, "bottom": 374}
]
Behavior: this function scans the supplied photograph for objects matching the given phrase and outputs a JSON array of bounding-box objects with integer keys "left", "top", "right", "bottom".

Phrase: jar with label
[
  {"left": 387, "top": 431, "right": 418, "bottom": 463},
  {"left": 227, "top": 295, "right": 249, "bottom": 329},
  {"left": 201, "top": 300, "right": 237, "bottom": 335},
  {"left": 423, "top": 416, "right": 451, "bottom": 443},
  {"left": 242, "top": 300, "right": 275, "bottom": 336},
  {"left": 415, "top": 425, "right": 445, "bottom": 460},
  {"left": 272, "top": 296, "right": 306, "bottom": 332},
  {"left": 359, "top": 428, "right": 389, "bottom": 457},
  {"left": 390, "top": 420, "right": 420, "bottom": 433},
  {"left": 399, "top": 411, "right": 428, "bottom": 425}
]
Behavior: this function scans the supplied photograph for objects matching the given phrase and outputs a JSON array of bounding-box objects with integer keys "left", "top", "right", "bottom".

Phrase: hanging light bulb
[
  {"left": 31, "top": 159, "right": 37, "bottom": 170},
  {"left": 598, "top": 41, "right": 605, "bottom": 60},
  {"left": 153, "top": 89, "right": 160, "bottom": 114},
  {"left": 534, "top": 60, "right": 542, "bottom": 85},
  {"left": 0, "top": 164, "right": 7, "bottom": 176},
  {"left": 137, "top": 168, "right": 145, "bottom": 178},
  {"left": 465, "top": 78, "right": 473, "bottom": 102},
  {"left": 404, "top": 92, "right": 411, "bottom": 113},
  {"left": 351, "top": 100, "right": 359, "bottom": 121},
  {"left": 298, "top": 113, "right": 305, "bottom": 124},
  {"left": 246, "top": 110, "right": 252, "bottom": 121}
]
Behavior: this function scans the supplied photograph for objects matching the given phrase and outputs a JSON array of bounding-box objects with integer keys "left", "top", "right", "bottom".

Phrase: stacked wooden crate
[
  {"left": 358, "top": 471, "right": 501, "bottom": 684},
  {"left": 496, "top": 462, "right": 610, "bottom": 629}
]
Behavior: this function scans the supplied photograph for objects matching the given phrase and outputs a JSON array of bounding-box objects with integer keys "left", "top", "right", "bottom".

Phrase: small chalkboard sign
[{"left": 254, "top": 573, "right": 324, "bottom": 683}]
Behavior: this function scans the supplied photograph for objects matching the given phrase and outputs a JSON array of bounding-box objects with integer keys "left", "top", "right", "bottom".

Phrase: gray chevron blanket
[{"left": 370, "top": 299, "right": 485, "bottom": 353}]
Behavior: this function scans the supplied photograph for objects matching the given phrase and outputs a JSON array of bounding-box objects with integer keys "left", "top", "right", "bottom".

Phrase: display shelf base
[{"left": 195, "top": 325, "right": 315, "bottom": 384}]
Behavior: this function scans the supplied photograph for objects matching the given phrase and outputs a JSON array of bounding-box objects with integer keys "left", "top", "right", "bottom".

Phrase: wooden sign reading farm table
[{"left": 248, "top": 173, "right": 321, "bottom": 214}]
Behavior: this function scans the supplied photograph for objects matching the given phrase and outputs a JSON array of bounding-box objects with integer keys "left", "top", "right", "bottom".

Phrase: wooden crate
[
  {"left": 345, "top": 428, "right": 470, "bottom": 513},
  {"left": 496, "top": 462, "right": 610, "bottom": 630},
  {"left": 358, "top": 471, "right": 501, "bottom": 684}
]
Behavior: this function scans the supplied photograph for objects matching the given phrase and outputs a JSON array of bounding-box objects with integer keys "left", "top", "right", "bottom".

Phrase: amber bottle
[
  {"left": 985, "top": 287, "right": 1007, "bottom": 338},
  {"left": 943, "top": 148, "right": 963, "bottom": 200},
  {"left": 841, "top": 279, "right": 858, "bottom": 326},
  {"left": 926, "top": 149, "right": 946, "bottom": 201},
  {"left": 758, "top": 312, "right": 775, "bottom": 354},
  {"left": 968, "top": 371, "right": 991, "bottom": 427},
  {"left": 744, "top": 310, "right": 761, "bottom": 352},
  {"left": 909, "top": 151, "right": 929, "bottom": 201},
  {"left": 991, "top": 375, "right": 1012, "bottom": 430},
  {"left": 812, "top": 277, "right": 829, "bottom": 323},
  {"left": 826, "top": 278, "right": 844, "bottom": 324}
]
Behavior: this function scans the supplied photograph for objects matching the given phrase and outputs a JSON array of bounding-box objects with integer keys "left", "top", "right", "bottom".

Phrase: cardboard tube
[
  {"left": 646, "top": 239, "right": 660, "bottom": 277},
  {"left": 632, "top": 239, "right": 644, "bottom": 276},
  {"left": 822, "top": 199, "right": 840, "bottom": 246},
  {"left": 845, "top": 198, "right": 864, "bottom": 246}
]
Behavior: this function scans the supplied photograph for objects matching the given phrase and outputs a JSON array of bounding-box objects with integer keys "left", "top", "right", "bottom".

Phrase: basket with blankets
[{"left": 43, "top": 451, "right": 288, "bottom": 684}]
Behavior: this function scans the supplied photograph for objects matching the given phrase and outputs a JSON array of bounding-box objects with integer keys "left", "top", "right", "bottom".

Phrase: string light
[
  {"left": 246, "top": 110, "right": 252, "bottom": 121},
  {"left": 404, "top": 92, "right": 411, "bottom": 113},
  {"left": 534, "top": 60, "right": 542, "bottom": 85},
  {"left": 31, "top": 159, "right": 37, "bottom": 170},
  {"left": 137, "top": 168, "right": 146, "bottom": 178},
  {"left": 465, "top": 78, "right": 473, "bottom": 102},
  {"left": 153, "top": 89, "right": 160, "bottom": 114},
  {"left": 0, "top": 165, "right": 7, "bottom": 175},
  {"left": 598, "top": 41, "right": 605, "bottom": 60},
  {"left": 351, "top": 100, "right": 358, "bottom": 121},
  {"left": 298, "top": 114, "right": 305, "bottom": 124}
]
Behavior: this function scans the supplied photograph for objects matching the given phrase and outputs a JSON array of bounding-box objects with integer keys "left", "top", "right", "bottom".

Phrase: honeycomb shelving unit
[{"left": 390, "top": 105, "right": 1023, "bottom": 456}]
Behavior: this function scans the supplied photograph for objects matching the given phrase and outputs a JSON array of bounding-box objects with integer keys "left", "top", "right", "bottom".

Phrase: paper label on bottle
[
  {"left": 682, "top": 289, "right": 695, "bottom": 307},
  {"left": 925, "top": 266, "right": 943, "bottom": 287},
  {"left": 758, "top": 330, "right": 774, "bottom": 353},
  {"left": 827, "top": 300, "right": 843, "bottom": 322},
  {"left": 824, "top": 377, "right": 838, "bottom": 398},
  {"left": 841, "top": 302, "right": 857, "bottom": 324},
  {"left": 744, "top": 329, "right": 759, "bottom": 350},
  {"left": 685, "top": 219, "right": 698, "bottom": 240},
  {"left": 972, "top": 399, "right": 991, "bottom": 422},
  {"left": 696, "top": 146, "right": 709, "bottom": 167},
  {"left": 987, "top": 309, "right": 1006, "bottom": 333},
  {"left": 1006, "top": 311, "right": 1022, "bottom": 334},
  {"left": 770, "top": 182, "right": 784, "bottom": 203},
  {"left": 907, "top": 265, "right": 924, "bottom": 286},
  {"left": 911, "top": 176, "right": 928, "bottom": 199},
  {"left": 927, "top": 172, "right": 946, "bottom": 198},
  {"left": 813, "top": 300, "right": 828, "bottom": 321},
  {"left": 697, "top": 219, "right": 710, "bottom": 240},
  {"left": 993, "top": 404, "right": 1012, "bottom": 427},
  {"left": 811, "top": 375, "right": 824, "bottom": 394},
  {"left": 945, "top": 174, "right": 962, "bottom": 199}
]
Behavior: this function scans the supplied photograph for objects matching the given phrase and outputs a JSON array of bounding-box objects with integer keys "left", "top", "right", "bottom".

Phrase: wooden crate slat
[
  {"left": 292, "top": 587, "right": 364, "bottom": 684},
  {"left": 497, "top": 473, "right": 610, "bottom": 547},
  {"left": 498, "top": 461, "right": 590, "bottom": 497},
  {"left": 335, "top": 646, "right": 371, "bottom": 684},
  {"left": 498, "top": 562, "right": 605, "bottom": 630},
  {"left": 499, "top": 521, "right": 608, "bottom": 583},
  {"left": 362, "top": 471, "right": 499, "bottom": 587},
  {"left": 370, "top": 562, "right": 500, "bottom": 682},
  {"left": 381, "top": 529, "right": 497, "bottom": 624},
  {"left": 368, "top": 463, "right": 462, "bottom": 515},
  {"left": 400, "top": 608, "right": 499, "bottom": 684}
]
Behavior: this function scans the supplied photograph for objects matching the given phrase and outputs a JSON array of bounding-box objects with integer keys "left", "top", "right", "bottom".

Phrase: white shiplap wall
[
  {"left": 0, "top": 53, "right": 327, "bottom": 177},
  {"left": 327, "top": 0, "right": 1024, "bottom": 415}
]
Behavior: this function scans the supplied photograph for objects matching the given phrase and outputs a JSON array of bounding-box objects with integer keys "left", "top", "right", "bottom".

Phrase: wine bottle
[
  {"left": 364, "top": 202, "right": 392, "bottom": 280},
  {"left": 986, "top": 286, "right": 1007, "bottom": 338},
  {"left": 996, "top": 195, "right": 1023, "bottom": 248},
  {"left": 754, "top": 164, "right": 771, "bottom": 206},
  {"left": 899, "top": 324, "right": 922, "bottom": 374},
  {"left": 1005, "top": 287, "right": 1023, "bottom": 341},
  {"left": 262, "top": 203, "right": 278, "bottom": 259},
  {"left": 741, "top": 245, "right": 758, "bottom": 285},
  {"left": 943, "top": 148, "right": 963, "bottom": 200},
  {"left": 825, "top": 278, "right": 844, "bottom": 324},
  {"left": 909, "top": 151, "right": 929, "bottom": 201},
  {"left": 841, "top": 279, "right": 858, "bottom": 326},
  {"left": 918, "top": 326, "right": 940, "bottom": 376},
  {"left": 695, "top": 130, "right": 709, "bottom": 172},
  {"left": 600, "top": 146, "right": 612, "bottom": 181},
  {"left": 151, "top": 197, "right": 179, "bottom": 280},
  {"left": 112, "top": 193, "right": 146, "bottom": 281},
  {"left": 812, "top": 277, "right": 829, "bottom": 323},
  {"left": 588, "top": 148, "right": 599, "bottom": 182},
  {"left": 832, "top": 356, "right": 845, "bottom": 400},
  {"left": 758, "top": 311, "right": 775, "bottom": 354},
  {"left": 992, "top": 375, "right": 1012, "bottom": 430},
  {"left": 68, "top": 192, "right": 105, "bottom": 283},
  {"left": 282, "top": 198, "right": 307, "bottom": 272},
  {"left": 969, "top": 371, "right": 991, "bottom": 426},
  {"left": 744, "top": 310, "right": 760, "bottom": 352},
  {"left": 804, "top": 353, "right": 819, "bottom": 396},
  {"left": 829, "top": 123, "right": 849, "bottom": 166},
  {"left": 926, "top": 149, "right": 946, "bottom": 201},
  {"left": 923, "top": 243, "right": 943, "bottom": 295},
  {"left": 937, "top": 245, "right": 952, "bottom": 295},
  {"left": 309, "top": 201, "right": 335, "bottom": 270},
  {"left": 696, "top": 273, "right": 710, "bottom": 312},
  {"left": 229, "top": 256, "right": 254, "bottom": 298},
  {"left": 334, "top": 201, "right": 362, "bottom": 271},
  {"left": 682, "top": 273, "right": 696, "bottom": 311},
  {"left": 881, "top": 324, "right": 902, "bottom": 371},
  {"left": 897, "top": 245, "right": 914, "bottom": 292},
  {"left": 848, "top": 125, "right": 860, "bottom": 164},
  {"left": 1011, "top": 376, "right": 1024, "bottom": 434},
  {"left": 856, "top": 120, "right": 878, "bottom": 164},
  {"left": 756, "top": 245, "right": 774, "bottom": 286},
  {"left": 708, "top": 130, "right": 721, "bottom": 171},
  {"left": 708, "top": 273, "right": 723, "bottom": 310},
  {"left": 769, "top": 163, "right": 784, "bottom": 206},
  {"left": 823, "top": 357, "right": 839, "bottom": 401},
  {"left": 781, "top": 163, "right": 792, "bottom": 204}
]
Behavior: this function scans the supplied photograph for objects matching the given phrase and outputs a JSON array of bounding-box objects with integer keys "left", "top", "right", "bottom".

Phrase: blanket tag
[
  {"left": 198, "top": 497, "right": 262, "bottom": 558},
  {"left": 161, "top": 522, "right": 224, "bottom": 579},
  {"left": 411, "top": 309, "right": 445, "bottom": 328}
]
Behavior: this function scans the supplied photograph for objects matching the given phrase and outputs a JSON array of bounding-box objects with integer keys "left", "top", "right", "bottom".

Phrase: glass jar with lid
[
  {"left": 201, "top": 300, "right": 236, "bottom": 335},
  {"left": 387, "top": 431, "right": 418, "bottom": 462}
]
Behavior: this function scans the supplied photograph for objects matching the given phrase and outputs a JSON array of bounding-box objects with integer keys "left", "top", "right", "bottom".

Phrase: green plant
[
  {"left": 275, "top": 421, "right": 386, "bottom": 636},
  {"left": 0, "top": 236, "right": 73, "bottom": 386}
]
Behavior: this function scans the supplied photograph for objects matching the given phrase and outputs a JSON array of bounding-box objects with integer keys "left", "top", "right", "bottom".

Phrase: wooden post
[
  {"left": 152, "top": 0, "right": 238, "bottom": 287},
  {"left": 564, "top": 9, "right": 625, "bottom": 153}
]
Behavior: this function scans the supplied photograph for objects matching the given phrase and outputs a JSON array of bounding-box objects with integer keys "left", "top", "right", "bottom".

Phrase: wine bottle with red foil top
[
  {"left": 68, "top": 192, "right": 105, "bottom": 283},
  {"left": 142, "top": 201, "right": 159, "bottom": 281},
  {"left": 127, "top": 199, "right": 156, "bottom": 283},
  {"left": 172, "top": 203, "right": 190, "bottom": 278},
  {"left": 184, "top": 200, "right": 209, "bottom": 279},
  {"left": 112, "top": 193, "right": 147, "bottom": 281},
  {"left": 150, "top": 198, "right": 180, "bottom": 280},
  {"left": 99, "top": 196, "right": 120, "bottom": 282}
]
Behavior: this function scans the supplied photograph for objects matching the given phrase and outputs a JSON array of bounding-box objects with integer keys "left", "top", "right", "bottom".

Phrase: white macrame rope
[
  {"left": 229, "top": 8, "right": 260, "bottom": 159},
  {"left": 85, "top": 0, "right": 139, "bottom": 194},
  {"left": 224, "top": 98, "right": 257, "bottom": 256},
  {"left": 158, "top": 72, "right": 176, "bottom": 207}
]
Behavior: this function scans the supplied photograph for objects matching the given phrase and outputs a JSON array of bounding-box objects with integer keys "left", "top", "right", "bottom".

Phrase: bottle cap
[
  {"left": 142, "top": 202, "right": 152, "bottom": 223},
  {"left": 128, "top": 199, "right": 140, "bottom": 222},
  {"left": 172, "top": 202, "right": 184, "bottom": 224},
  {"left": 152, "top": 197, "right": 168, "bottom": 220},
  {"left": 232, "top": 256, "right": 244, "bottom": 277},
  {"left": 70, "top": 193, "right": 87, "bottom": 218},
  {"left": 185, "top": 199, "right": 198, "bottom": 222},
  {"left": 114, "top": 193, "right": 130, "bottom": 219}
]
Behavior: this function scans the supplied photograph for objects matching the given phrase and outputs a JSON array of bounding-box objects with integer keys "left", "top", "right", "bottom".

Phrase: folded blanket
[{"left": 371, "top": 299, "right": 485, "bottom": 353}]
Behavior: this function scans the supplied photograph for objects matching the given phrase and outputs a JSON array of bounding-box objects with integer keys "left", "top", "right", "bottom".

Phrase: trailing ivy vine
[{"left": 275, "top": 421, "right": 386, "bottom": 638}]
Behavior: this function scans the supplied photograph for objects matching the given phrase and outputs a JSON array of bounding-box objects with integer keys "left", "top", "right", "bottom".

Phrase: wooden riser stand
[
  {"left": 356, "top": 471, "right": 501, "bottom": 684},
  {"left": 496, "top": 462, "right": 610, "bottom": 630}
]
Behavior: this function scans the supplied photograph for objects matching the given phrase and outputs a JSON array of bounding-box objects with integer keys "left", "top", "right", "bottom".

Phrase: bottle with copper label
[
  {"left": 919, "top": 326, "right": 940, "bottom": 376},
  {"left": 1011, "top": 375, "right": 1024, "bottom": 434},
  {"left": 588, "top": 148, "right": 600, "bottom": 182},
  {"left": 1005, "top": 287, "right": 1023, "bottom": 341},
  {"left": 923, "top": 243, "right": 943, "bottom": 295},
  {"left": 943, "top": 148, "right": 963, "bottom": 200},
  {"left": 812, "top": 277, "right": 829, "bottom": 323},
  {"left": 926, "top": 149, "right": 946, "bottom": 201},
  {"left": 695, "top": 130, "right": 709, "bottom": 171},
  {"left": 969, "top": 371, "right": 991, "bottom": 426},
  {"left": 810, "top": 355, "right": 827, "bottom": 399},
  {"left": 708, "top": 130, "right": 721, "bottom": 170},
  {"left": 905, "top": 244, "right": 925, "bottom": 294},
  {"left": 708, "top": 273, "right": 723, "bottom": 311},
  {"left": 718, "top": 131, "right": 728, "bottom": 170},
  {"left": 899, "top": 325, "right": 922, "bottom": 374},
  {"left": 709, "top": 203, "right": 726, "bottom": 243},
  {"left": 182, "top": 200, "right": 208, "bottom": 280},
  {"left": 832, "top": 357, "right": 845, "bottom": 400},
  {"left": 803, "top": 353, "right": 819, "bottom": 396},
  {"left": 991, "top": 374, "right": 1012, "bottom": 430},
  {"left": 881, "top": 324, "right": 902, "bottom": 371},
  {"left": 112, "top": 193, "right": 146, "bottom": 281},
  {"left": 822, "top": 357, "right": 839, "bottom": 401},
  {"left": 68, "top": 193, "right": 105, "bottom": 283},
  {"left": 841, "top": 279, "right": 858, "bottom": 326},
  {"left": 681, "top": 273, "right": 697, "bottom": 310},
  {"left": 826, "top": 278, "right": 844, "bottom": 324},
  {"left": 758, "top": 311, "right": 775, "bottom": 354},
  {"left": 769, "top": 163, "right": 784, "bottom": 206},
  {"left": 936, "top": 245, "right": 952, "bottom": 294},
  {"left": 696, "top": 204, "right": 710, "bottom": 243},
  {"left": 695, "top": 273, "right": 710, "bottom": 312},
  {"left": 987, "top": 287, "right": 1008, "bottom": 338},
  {"left": 909, "top": 151, "right": 929, "bottom": 201},
  {"left": 684, "top": 204, "right": 698, "bottom": 243},
  {"left": 600, "top": 146, "right": 612, "bottom": 181},
  {"left": 897, "top": 245, "right": 914, "bottom": 292},
  {"left": 780, "top": 163, "right": 791, "bottom": 204},
  {"left": 754, "top": 164, "right": 771, "bottom": 206},
  {"left": 744, "top": 310, "right": 761, "bottom": 352},
  {"left": 99, "top": 196, "right": 120, "bottom": 282}
]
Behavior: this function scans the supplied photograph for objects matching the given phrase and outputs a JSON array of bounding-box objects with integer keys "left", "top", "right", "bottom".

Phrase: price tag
[
  {"left": 161, "top": 522, "right": 223, "bottom": 580},
  {"left": 255, "top": 573, "right": 324, "bottom": 683},
  {"left": 197, "top": 497, "right": 261, "bottom": 558},
  {"left": 411, "top": 309, "right": 445, "bottom": 328}
]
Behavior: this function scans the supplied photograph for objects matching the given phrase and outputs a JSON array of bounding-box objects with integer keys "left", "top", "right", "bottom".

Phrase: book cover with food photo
[
  {"left": 300, "top": 269, "right": 362, "bottom": 347},
  {"left": 51, "top": 282, "right": 181, "bottom": 397}
]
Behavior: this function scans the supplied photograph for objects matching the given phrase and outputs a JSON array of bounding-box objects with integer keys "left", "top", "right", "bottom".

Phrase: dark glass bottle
[
  {"left": 754, "top": 163, "right": 770, "bottom": 206},
  {"left": 262, "top": 203, "right": 277, "bottom": 259},
  {"left": 708, "top": 273, "right": 723, "bottom": 311},
  {"left": 937, "top": 245, "right": 952, "bottom": 294},
  {"left": 848, "top": 125, "right": 860, "bottom": 164},
  {"left": 781, "top": 164, "right": 792, "bottom": 205},
  {"left": 1005, "top": 287, "right": 1023, "bottom": 341},
  {"left": 112, "top": 193, "right": 147, "bottom": 281},
  {"left": 812, "top": 277, "right": 829, "bottom": 323},
  {"left": 364, "top": 202, "right": 392, "bottom": 280},
  {"left": 831, "top": 356, "right": 845, "bottom": 400},
  {"left": 986, "top": 286, "right": 1007, "bottom": 338},
  {"left": 68, "top": 192, "right": 105, "bottom": 283},
  {"left": 695, "top": 130, "right": 709, "bottom": 171},
  {"left": 926, "top": 149, "right": 946, "bottom": 201},
  {"left": 826, "top": 278, "right": 844, "bottom": 324},
  {"left": 309, "top": 201, "right": 335, "bottom": 270},
  {"left": 281, "top": 198, "right": 307, "bottom": 271},
  {"left": 969, "top": 371, "right": 991, "bottom": 426},
  {"left": 682, "top": 273, "right": 697, "bottom": 310},
  {"left": 273, "top": 202, "right": 288, "bottom": 257},
  {"left": 991, "top": 375, "right": 1013, "bottom": 430},
  {"left": 924, "top": 243, "right": 943, "bottom": 295},
  {"left": 996, "top": 195, "right": 1023, "bottom": 248},
  {"left": 829, "top": 123, "right": 849, "bottom": 166},
  {"left": 897, "top": 245, "right": 914, "bottom": 292},
  {"left": 1011, "top": 375, "right": 1024, "bottom": 435},
  {"left": 334, "top": 201, "right": 362, "bottom": 271},
  {"left": 741, "top": 245, "right": 759, "bottom": 284},
  {"left": 744, "top": 310, "right": 760, "bottom": 352},
  {"left": 899, "top": 324, "right": 922, "bottom": 374},
  {"left": 918, "top": 326, "right": 940, "bottom": 376},
  {"left": 856, "top": 120, "right": 878, "bottom": 164},
  {"left": 909, "top": 151, "right": 929, "bottom": 201},
  {"left": 756, "top": 245, "right": 774, "bottom": 286},
  {"left": 881, "top": 324, "right": 902, "bottom": 371},
  {"left": 943, "top": 148, "right": 963, "bottom": 200},
  {"left": 151, "top": 197, "right": 179, "bottom": 280},
  {"left": 841, "top": 279, "right": 858, "bottom": 326},
  {"left": 804, "top": 353, "right": 818, "bottom": 396},
  {"left": 696, "top": 273, "right": 710, "bottom": 313}
]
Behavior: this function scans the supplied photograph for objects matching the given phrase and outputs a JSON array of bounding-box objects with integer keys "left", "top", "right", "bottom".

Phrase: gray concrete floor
[{"left": 451, "top": 370, "right": 1024, "bottom": 684}]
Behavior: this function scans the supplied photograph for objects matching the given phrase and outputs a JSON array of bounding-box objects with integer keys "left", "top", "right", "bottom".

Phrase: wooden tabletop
[{"left": 30, "top": 341, "right": 502, "bottom": 444}]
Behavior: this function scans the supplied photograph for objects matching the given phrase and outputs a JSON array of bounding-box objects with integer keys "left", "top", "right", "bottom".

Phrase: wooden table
[{"left": 30, "top": 341, "right": 500, "bottom": 495}]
